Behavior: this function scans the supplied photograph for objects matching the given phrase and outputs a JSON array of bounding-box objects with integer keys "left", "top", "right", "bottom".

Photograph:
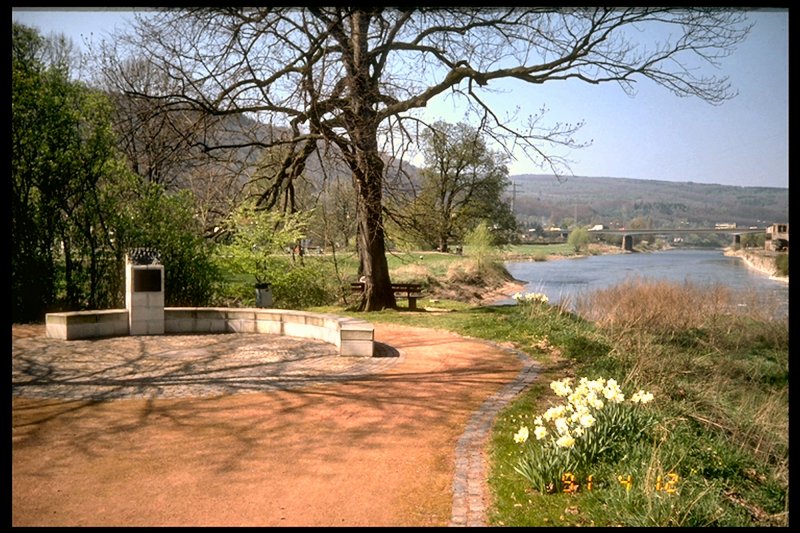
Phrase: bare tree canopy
[{"left": 99, "top": 7, "right": 751, "bottom": 310}]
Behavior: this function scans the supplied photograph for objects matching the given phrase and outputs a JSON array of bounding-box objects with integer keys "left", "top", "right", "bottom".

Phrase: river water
[{"left": 498, "top": 248, "right": 788, "bottom": 319}]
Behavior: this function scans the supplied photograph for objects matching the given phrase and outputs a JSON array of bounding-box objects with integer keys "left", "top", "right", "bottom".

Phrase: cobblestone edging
[{"left": 449, "top": 344, "right": 540, "bottom": 527}]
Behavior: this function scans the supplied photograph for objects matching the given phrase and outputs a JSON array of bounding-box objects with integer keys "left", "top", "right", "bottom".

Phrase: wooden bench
[{"left": 351, "top": 282, "right": 424, "bottom": 310}]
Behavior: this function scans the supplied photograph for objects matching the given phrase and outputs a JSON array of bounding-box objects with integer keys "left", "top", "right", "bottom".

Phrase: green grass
[
  {"left": 501, "top": 243, "right": 575, "bottom": 258},
  {"left": 317, "top": 279, "right": 788, "bottom": 527},
  {"left": 498, "top": 242, "right": 622, "bottom": 261},
  {"left": 774, "top": 253, "right": 788, "bottom": 276},
  {"left": 285, "top": 248, "right": 481, "bottom": 286}
]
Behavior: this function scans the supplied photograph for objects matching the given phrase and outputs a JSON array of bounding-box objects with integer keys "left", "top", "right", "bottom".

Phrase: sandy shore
[{"left": 483, "top": 279, "right": 528, "bottom": 304}]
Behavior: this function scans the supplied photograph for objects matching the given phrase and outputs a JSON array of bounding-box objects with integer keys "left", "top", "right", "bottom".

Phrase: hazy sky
[{"left": 12, "top": 8, "right": 789, "bottom": 189}]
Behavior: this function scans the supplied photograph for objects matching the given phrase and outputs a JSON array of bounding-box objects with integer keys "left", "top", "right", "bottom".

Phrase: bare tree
[
  {"left": 97, "top": 56, "right": 260, "bottom": 237},
  {"left": 99, "top": 7, "right": 750, "bottom": 310}
]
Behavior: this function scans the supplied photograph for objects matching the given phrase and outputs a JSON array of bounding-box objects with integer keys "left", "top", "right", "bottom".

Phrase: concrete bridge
[{"left": 590, "top": 227, "right": 766, "bottom": 251}]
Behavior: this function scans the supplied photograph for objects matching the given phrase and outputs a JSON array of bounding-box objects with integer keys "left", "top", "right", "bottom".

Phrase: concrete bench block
[
  {"left": 166, "top": 308, "right": 198, "bottom": 320},
  {"left": 46, "top": 322, "right": 67, "bottom": 340},
  {"left": 323, "top": 328, "right": 339, "bottom": 346},
  {"left": 95, "top": 311, "right": 128, "bottom": 323},
  {"left": 131, "top": 307, "right": 164, "bottom": 322},
  {"left": 129, "top": 293, "right": 151, "bottom": 307},
  {"left": 130, "top": 319, "right": 165, "bottom": 336},
  {"left": 196, "top": 309, "right": 228, "bottom": 320},
  {"left": 146, "top": 293, "right": 165, "bottom": 306},
  {"left": 283, "top": 322, "right": 323, "bottom": 339},
  {"left": 226, "top": 310, "right": 256, "bottom": 321},
  {"left": 255, "top": 319, "right": 283, "bottom": 335},
  {"left": 95, "top": 321, "right": 119, "bottom": 337},
  {"left": 254, "top": 311, "right": 283, "bottom": 323},
  {"left": 113, "top": 321, "right": 130, "bottom": 336},
  {"left": 164, "top": 318, "right": 196, "bottom": 334},
  {"left": 340, "top": 328, "right": 374, "bottom": 341},
  {"left": 195, "top": 318, "right": 226, "bottom": 332},
  {"left": 340, "top": 339, "right": 374, "bottom": 357},
  {"left": 68, "top": 323, "right": 97, "bottom": 338},
  {"left": 129, "top": 321, "right": 148, "bottom": 336},
  {"left": 46, "top": 314, "right": 68, "bottom": 326},
  {"left": 280, "top": 311, "right": 309, "bottom": 325},
  {"left": 45, "top": 310, "right": 129, "bottom": 339},
  {"left": 227, "top": 319, "right": 256, "bottom": 333},
  {"left": 66, "top": 313, "right": 103, "bottom": 325},
  {"left": 304, "top": 315, "right": 327, "bottom": 328},
  {"left": 130, "top": 320, "right": 166, "bottom": 335}
]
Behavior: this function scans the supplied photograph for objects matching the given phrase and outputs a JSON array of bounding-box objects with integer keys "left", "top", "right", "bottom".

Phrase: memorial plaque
[{"left": 133, "top": 269, "right": 162, "bottom": 292}]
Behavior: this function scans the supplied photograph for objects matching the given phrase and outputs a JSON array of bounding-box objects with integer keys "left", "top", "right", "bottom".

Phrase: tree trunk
[
  {"left": 347, "top": 11, "right": 395, "bottom": 312},
  {"left": 438, "top": 235, "right": 449, "bottom": 253},
  {"left": 352, "top": 148, "right": 395, "bottom": 311},
  {"left": 63, "top": 233, "right": 76, "bottom": 308},
  {"left": 88, "top": 235, "right": 98, "bottom": 310}
]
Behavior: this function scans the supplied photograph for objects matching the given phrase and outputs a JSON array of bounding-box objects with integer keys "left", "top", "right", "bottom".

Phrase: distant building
[
  {"left": 543, "top": 227, "right": 569, "bottom": 241},
  {"left": 765, "top": 223, "right": 789, "bottom": 251}
]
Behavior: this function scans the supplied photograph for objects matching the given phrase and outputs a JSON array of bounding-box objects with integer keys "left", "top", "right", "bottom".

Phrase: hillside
[
  {"left": 507, "top": 174, "right": 788, "bottom": 229},
  {"left": 121, "top": 99, "right": 785, "bottom": 233}
]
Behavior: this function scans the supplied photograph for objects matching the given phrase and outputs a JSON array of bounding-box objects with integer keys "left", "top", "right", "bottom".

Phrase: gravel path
[{"left": 12, "top": 322, "right": 536, "bottom": 527}]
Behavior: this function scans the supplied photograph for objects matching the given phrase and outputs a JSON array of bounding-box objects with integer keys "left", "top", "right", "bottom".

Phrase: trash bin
[{"left": 255, "top": 283, "right": 273, "bottom": 308}]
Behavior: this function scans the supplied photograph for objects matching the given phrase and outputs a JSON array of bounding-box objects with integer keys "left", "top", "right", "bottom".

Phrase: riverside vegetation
[{"left": 312, "top": 244, "right": 787, "bottom": 527}]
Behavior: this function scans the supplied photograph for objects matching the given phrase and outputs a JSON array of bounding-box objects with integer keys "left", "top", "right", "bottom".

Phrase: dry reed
[{"left": 573, "top": 276, "right": 788, "bottom": 476}]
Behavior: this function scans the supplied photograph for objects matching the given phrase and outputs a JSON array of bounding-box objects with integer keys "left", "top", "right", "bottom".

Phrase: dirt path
[{"left": 12, "top": 323, "right": 531, "bottom": 527}]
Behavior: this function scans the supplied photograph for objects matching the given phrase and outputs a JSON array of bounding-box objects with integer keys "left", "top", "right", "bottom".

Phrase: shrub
[
  {"left": 214, "top": 257, "right": 339, "bottom": 309},
  {"left": 774, "top": 254, "right": 788, "bottom": 276},
  {"left": 464, "top": 221, "right": 497, "bottom": 272},
  {"left": 116, "top": 181, "right": 217, "bottom": 308},
  {"left": 567, "top": 227, "right": 590, "bottom": 253},
  {"left": 266, "top": 258, "right": 339, "bottom": 308}
]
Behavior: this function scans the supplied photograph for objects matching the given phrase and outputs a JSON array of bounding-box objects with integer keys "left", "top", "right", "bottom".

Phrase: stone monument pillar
[{"left": 126, "top": 248, "right": 164, "bottom": 335}]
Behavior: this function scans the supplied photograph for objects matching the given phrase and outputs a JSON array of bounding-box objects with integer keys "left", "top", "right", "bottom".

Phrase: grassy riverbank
[
  {"left": 498, "top": 241, "right": 625, "bottom": 262},
  {"left": 213, "top": 241, "right": 679, "bottom": 309},
  {"left": 489, "top": 281, "right": 787, "bottom": 526},
  {"left": 321, "top": 264, "right": 788, "bottom": 526}
]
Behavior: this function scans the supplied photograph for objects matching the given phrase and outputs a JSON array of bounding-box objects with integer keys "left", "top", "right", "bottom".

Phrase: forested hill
[{"left": 507, "top": 174, "right": 789, "bottom": 229}]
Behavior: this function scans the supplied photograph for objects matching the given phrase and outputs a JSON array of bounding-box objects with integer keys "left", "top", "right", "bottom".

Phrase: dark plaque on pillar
[{"left": 133, "top": 269, "right": 162, "bottom": 292}]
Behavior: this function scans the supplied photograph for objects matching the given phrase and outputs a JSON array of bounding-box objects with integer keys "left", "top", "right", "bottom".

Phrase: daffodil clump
[
  {"left": 513, "top": 291, "right": 549, "bottom": 305},
  {"left": 513, "top": 376, "right": 656, "bottom": 493}
]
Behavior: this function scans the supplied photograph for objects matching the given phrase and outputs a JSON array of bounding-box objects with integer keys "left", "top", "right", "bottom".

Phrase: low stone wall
[
  {"left": 45, "top": 308, "right": 374, "bottom": 357},
  {"left": 45, "top": 309, "right": 129, "bottom": 340},
  {"left": 164, "top": 308, "right": 374, "bottom": 356}
]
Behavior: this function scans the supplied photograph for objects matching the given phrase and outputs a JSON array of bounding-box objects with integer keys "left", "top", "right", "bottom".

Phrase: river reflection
[{"left": 498, "top": 248, "right": 788, "bottom": 319}]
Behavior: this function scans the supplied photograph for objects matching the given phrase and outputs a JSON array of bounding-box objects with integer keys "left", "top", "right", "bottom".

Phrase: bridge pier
[
  {"left": 732, "top": 234, "right": 741, "bottom": 247},
  {"left": 622, "top": 234, "right": 633, "bottom": 251}
]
